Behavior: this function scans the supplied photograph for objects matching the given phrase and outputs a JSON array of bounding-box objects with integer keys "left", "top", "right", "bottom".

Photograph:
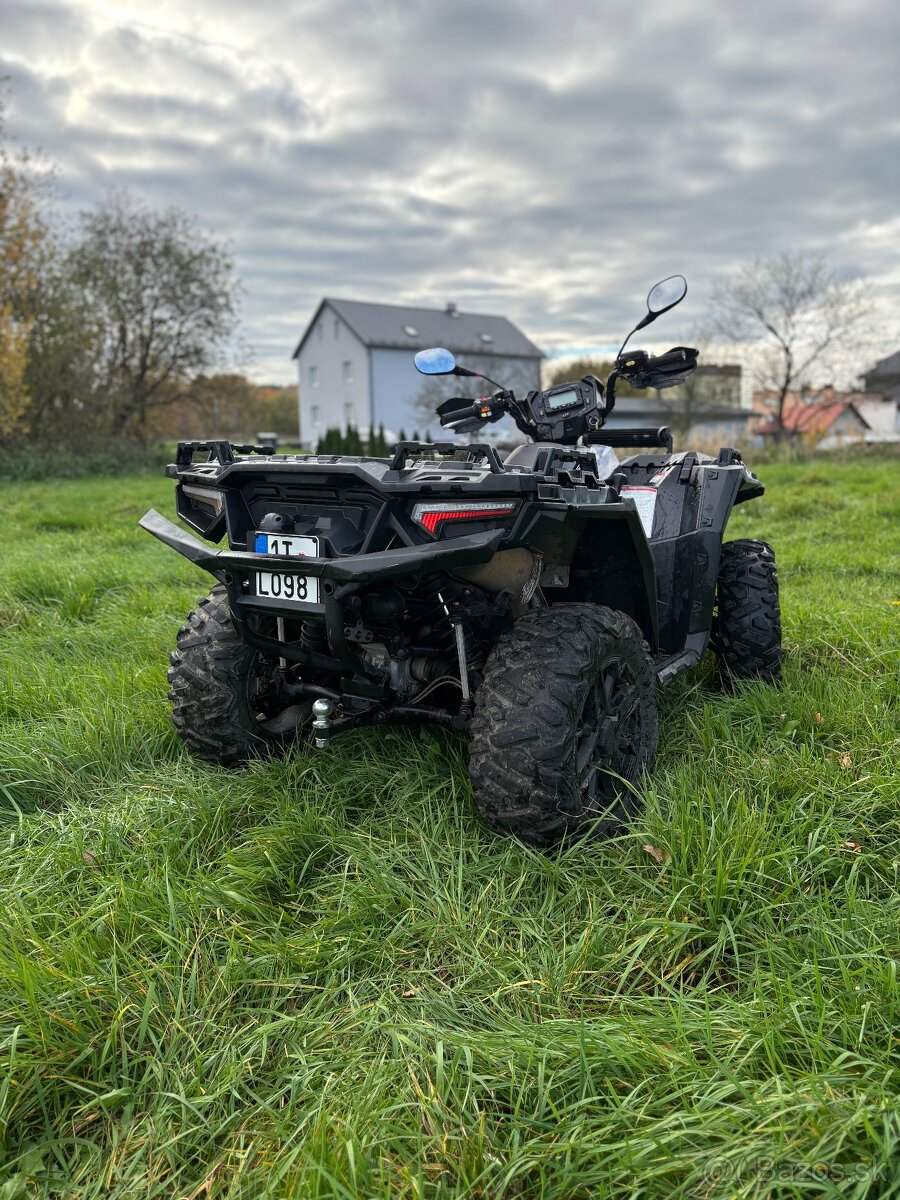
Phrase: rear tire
[
  {"left": 167, "top": 586, "right": 308, "bottom": 765},
  {"left": 469, "top": 603, "right": 658, "bottom": 849},
  {"left": 713, "top": 539, "right": 782, "bottom": 684}
]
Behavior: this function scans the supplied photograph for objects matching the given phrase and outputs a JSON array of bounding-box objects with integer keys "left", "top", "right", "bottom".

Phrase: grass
[{"left": 0, "top": 454, "right": 898, "bottom": 1198}]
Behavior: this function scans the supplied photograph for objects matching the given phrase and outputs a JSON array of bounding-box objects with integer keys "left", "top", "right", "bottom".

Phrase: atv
[{"left": 141, "top": 275, "right": 781, "bottom": 848}]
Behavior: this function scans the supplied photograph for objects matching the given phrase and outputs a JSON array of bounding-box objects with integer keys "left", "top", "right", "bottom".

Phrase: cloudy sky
[{"left": 4, "top": 0, "right": 900, "bottom": 381}]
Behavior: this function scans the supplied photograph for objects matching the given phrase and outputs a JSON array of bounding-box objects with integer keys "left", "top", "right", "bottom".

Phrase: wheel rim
[{"left": 575, "top": 655, "right": 644, "bottom": 808}]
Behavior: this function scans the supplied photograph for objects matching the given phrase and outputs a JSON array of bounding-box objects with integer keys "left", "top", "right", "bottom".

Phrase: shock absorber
[
  {"left": 437, "top": 589, "right": 472, "bottom": 706},
  {"left": 300, "top": 620, "right": 328, "bottom": 654}
]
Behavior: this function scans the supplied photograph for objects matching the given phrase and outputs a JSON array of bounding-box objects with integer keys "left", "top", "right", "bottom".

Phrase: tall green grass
[{"left": 0, "top": 456, "right": 898, "bottom": 1197}]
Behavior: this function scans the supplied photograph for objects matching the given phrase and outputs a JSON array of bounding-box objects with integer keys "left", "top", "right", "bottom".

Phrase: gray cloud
[{"left": 3, "top": 0, "right": 899, "bottom": 379}]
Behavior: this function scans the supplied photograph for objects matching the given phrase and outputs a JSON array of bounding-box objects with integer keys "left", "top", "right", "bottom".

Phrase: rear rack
[
  {"left": 389, "top": 441, "right": 506, "bottom": 473},
  {"left": 171, "top": 440, "right": 277, "bottom": 470}
]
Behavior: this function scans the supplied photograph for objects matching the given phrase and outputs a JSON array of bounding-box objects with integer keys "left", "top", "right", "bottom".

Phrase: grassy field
[{"left": 0, "top": 454, "right": 898, "bottom": 1198}]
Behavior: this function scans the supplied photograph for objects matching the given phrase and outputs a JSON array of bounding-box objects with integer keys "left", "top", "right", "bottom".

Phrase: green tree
[
  {"left": 365, "top": 422, "right": 390, "bottom": 456},
  {"left": 22, "top": 259, "right": 105, "bottom": 443},
  {"left": 0, "top": 94, "right": 47, "bottom": 442},
  {"left": 67, "top": 192, "right": 238, "bottom": 442},
  {"left": 317, "top": 426, "right": 343, "bottom": 454}
]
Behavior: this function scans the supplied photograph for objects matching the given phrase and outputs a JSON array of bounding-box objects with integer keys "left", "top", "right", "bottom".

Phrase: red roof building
[{"left": 753, "top": 387, "right": 872, "bottom": 439}]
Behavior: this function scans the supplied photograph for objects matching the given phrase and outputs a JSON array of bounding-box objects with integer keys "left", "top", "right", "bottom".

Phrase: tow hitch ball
[{"left": 312, "top": 698, "right": 334, "bottom": 748}]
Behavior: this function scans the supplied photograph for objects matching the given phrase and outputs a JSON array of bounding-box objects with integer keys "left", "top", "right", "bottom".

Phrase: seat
[{"left": 504, "top": 442, "right": 621, "bottom": 480}]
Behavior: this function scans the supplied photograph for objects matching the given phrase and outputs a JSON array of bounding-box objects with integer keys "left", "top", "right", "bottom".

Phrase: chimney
[{"left": 445, "top": 302, "right": 459, "bottom": 317}]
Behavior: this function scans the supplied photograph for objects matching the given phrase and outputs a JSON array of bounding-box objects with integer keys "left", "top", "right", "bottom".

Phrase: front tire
[
  {"left": 713, "top": 539, "right": 782, "bottom": 684},
  {"left": 469, "top": 603, "right": 658, "bottom": 849},
  {"left": 167, "top": 586, "right": 308, "bottom": 765}
]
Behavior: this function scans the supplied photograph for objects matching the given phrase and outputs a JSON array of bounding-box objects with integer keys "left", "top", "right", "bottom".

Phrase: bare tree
[{"left": 711, "top": 253, "right": 872, "bottom": 436}]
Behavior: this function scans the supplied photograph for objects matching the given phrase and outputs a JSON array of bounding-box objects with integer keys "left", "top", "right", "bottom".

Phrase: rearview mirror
[
  {"left": 647, "top": 275, "right": 687, "bottom": 316},
  {"left": 616, "top": 273, "right": 690, "bottom": 357},
  {"left": 414, "top": 347, "right": 457, "bottom": 375}
]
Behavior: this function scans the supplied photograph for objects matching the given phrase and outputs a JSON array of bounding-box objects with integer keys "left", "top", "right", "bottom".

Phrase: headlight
[
  {"left": 182, "top": 484, "right": 225, "bottom": 515},
  {"left": 177, "top": 483, "right": 227, "bottom": 539}
]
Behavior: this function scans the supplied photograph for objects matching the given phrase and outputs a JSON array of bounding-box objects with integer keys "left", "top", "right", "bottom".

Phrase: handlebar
[{"left": 437, "top": 393, "right": 507, "bottom": 429}]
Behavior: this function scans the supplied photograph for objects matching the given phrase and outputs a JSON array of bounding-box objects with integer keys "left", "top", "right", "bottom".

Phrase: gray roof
[
  {"left": 866, "top": 349, "right": 900, "bottom": 380},
  {"left": 292, "top": 297, "right": 543, "bottom": 360}
]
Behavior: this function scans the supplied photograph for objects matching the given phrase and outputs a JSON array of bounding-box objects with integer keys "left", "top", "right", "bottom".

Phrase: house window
[
  {"left": 334, "top": 318, "right": 340, "bottom": 339},
  {"left": 311, "top": 405, "right": 321, "bottom": 427},
  {"left": 342, "top": 360, "right": 354, "bottom": 383},
  {"left": 308, "top": 365, "right": 319, "bottom": 387},
  {"left": 344, "top": 402, "right": 356, "bottom": 425}
]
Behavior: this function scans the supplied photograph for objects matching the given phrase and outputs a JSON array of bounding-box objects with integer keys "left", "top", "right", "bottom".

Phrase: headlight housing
[{"left": 177, "top": 483, "right": 227, "bottom": 540}]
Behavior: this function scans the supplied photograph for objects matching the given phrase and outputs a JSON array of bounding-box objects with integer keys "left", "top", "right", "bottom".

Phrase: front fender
[{"left": 533, "top": 503, "right": 659, "bottom": 651}]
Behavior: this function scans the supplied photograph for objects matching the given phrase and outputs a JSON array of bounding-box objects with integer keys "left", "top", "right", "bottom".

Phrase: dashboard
[{"left": 524, "top": 375, "right": 604, "bottom": 442}]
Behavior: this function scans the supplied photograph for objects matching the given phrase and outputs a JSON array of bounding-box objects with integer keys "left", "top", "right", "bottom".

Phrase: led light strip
[{"left": 411, "top": 501, "right": 515, "bottom": 535}]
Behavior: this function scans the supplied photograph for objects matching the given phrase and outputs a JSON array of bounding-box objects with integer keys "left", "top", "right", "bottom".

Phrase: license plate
[{"left": 253, "top": 532, "right": 319, "bottom": 606}]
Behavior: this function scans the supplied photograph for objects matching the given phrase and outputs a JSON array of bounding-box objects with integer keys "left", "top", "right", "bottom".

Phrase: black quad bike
[{"left": 141, "top": 275, "right": 781, "bottom": 848}]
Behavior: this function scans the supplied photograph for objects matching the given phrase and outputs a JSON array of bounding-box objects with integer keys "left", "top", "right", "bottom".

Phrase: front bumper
[{"left": 140, "top": 509, "right": 504, "bottom": 689}]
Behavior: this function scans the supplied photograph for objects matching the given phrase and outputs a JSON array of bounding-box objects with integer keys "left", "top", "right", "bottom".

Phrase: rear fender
[{"left": 536, "top": 506, "right": 659, "bottom": 651}]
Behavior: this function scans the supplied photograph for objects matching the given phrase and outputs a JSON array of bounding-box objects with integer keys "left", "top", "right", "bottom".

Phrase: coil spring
[{"left": 413, "top": 576, "right": 457, "bottom": 652}]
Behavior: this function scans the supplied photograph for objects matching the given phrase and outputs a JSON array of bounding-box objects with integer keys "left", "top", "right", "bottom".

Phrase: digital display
[{"left": 546, "top": 387, "right": 580, "bottom": 411}]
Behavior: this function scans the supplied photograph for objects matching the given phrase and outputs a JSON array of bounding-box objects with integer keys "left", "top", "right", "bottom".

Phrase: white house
[{"left": 291, "top": 298, "right": 543, "bottom": 446}]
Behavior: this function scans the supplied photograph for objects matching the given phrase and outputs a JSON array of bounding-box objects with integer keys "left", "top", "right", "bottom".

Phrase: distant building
[
  {"left": 862, "top": 352, "right": 900, "bottom": 434},
  {"left": 679, "top": 362, "right": 743, "bottom": 409},
  {"left": 864, "top": 350, "right": 900, "bottom": 401},
  {"left": 754, "top": 387, "right": 872, "bottom": 443},
  {"left": 291, "top": 298, "right": 542, "bottom": 445},
  {"left": 604, "top": 362, "right": 750, "bottom": 442},
  {"left": 753, "top": 384, "right": 898, "bottom": 438}
]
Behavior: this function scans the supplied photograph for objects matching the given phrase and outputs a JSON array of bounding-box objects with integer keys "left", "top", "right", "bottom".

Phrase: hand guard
[{"left": 617, "top": 346, "right": 699, "bottom": 390}]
